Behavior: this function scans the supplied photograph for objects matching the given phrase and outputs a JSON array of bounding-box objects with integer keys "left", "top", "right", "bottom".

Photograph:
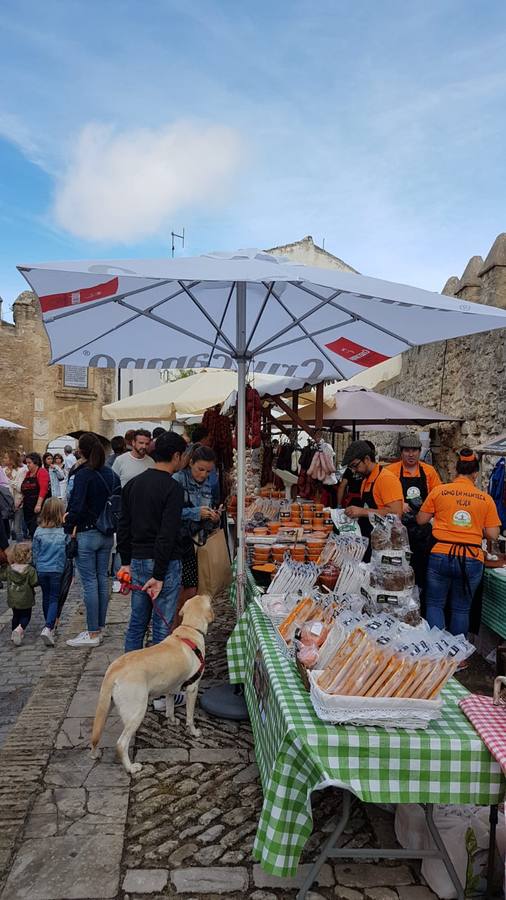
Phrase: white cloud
[{"left": 52, "top": 120, "right": 243, "bottom": 242}]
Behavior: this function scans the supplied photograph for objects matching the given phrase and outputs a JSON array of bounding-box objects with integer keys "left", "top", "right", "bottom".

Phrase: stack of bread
[
  {"left": 362, "top": 516, "right": 420, "bottom": 625},
  {"left": 315, "top": 626, "right": 457, "bottom": 700}
]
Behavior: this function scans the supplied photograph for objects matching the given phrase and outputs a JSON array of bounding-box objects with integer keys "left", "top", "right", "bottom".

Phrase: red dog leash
[
  {"left": 118, "top": 572, "right": 205, "bottom": 686},
  {"left": 118, "top": 570, "right": 174, "bottom": 631}
]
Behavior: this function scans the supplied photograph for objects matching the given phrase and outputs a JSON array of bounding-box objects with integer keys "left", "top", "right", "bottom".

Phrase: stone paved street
[
  {"left": 0, "top": 583, "right": 77, "bottom": 747},
  {"left": 0, "top": 583, "right": 439, "bottom": 900}
]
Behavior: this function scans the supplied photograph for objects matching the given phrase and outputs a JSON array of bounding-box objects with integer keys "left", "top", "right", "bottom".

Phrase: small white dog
[{"left": 90, "top": 594, "right": 214, "bottom": 774}]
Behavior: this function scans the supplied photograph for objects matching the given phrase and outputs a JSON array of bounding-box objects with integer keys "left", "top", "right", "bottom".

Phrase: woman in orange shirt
[{"left": 417, "top": 449, "right": 500, "bottom": 635}]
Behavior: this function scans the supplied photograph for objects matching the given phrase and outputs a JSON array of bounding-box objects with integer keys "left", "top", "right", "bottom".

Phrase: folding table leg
[
  {"left": 486, "top": 804, "right": 498, "bottom": 899},
  {"left": 424, "top": 804, "right": 465, "bottom": 900},
  {"left": 296, "top": 791, "right": 352, "bottom": 900}
]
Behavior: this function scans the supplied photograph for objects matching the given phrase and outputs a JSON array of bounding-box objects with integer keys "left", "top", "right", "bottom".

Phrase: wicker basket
[{"left": 308, "top": 671, "right": 442, "bottom": 729}]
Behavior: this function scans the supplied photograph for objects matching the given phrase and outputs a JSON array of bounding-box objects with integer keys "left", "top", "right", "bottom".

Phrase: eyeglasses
[{"left": 348, "top": 459, "right": 363, "bottom": 471}]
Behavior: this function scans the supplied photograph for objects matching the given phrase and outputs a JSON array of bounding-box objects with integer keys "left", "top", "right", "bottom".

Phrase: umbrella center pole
[{"left": 235, "top": 282, "right": 247, "bottom": 616}]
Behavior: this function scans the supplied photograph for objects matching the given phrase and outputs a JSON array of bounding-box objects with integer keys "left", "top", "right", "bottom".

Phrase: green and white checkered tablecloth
[
  {"left": 482, "top": 569, "right": 506, "bottom": 639},
  {"left": 228, "top": 562, "right": 261, "bottom": 609},
  {"left": 227, "top": 600, "right": 506, "bottom": 877}
]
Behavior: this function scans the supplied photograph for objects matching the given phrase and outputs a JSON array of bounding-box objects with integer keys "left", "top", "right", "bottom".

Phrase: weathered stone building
[
  {"left": 0, "top": 291, "right": 115, "bottom": 455},
  {"left": 268, "top": 234, "right": 358, "bottom": 273},
  {"left": 368, "top": 233, "right": 506, "bottom": 480}
]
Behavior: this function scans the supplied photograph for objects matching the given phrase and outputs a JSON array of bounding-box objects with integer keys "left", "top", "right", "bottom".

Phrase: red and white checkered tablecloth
[{"left": 459, "top": 693, "right": 506, "bottom": 774}]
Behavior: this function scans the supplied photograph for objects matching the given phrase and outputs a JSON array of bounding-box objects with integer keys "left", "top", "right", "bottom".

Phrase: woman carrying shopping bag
[{"left": 173, "top": 445, "right": 231, "bottom": 600}]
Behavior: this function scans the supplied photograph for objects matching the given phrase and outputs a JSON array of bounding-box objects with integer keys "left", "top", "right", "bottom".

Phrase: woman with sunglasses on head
[{"left": 417, "top": 449, "right": 500, "bottom": 637}]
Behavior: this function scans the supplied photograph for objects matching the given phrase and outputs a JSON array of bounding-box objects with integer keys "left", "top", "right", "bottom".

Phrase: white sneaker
[
  {"left": 66, "top": 631, "right": 100, "bottom": 647},
  {"left": 41, "top": 626, "right": 55, "bottom": 647},
  {"left": 112, "top": 580, "right": 121, "bottom": 593},
  {"left": 11, "top": 626, "right": 24, "bottom": 646}
]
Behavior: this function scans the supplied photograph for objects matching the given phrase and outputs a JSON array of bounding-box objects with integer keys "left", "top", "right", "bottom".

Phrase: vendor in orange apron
[
  {"left": 417, "top": 448, "right": 501, "bottom": 636},
  {"left": 387, "top": 433, "right": 442, "bottom": 591},
  {"left": 342, "top": 440, "right": 404, "bottom": 559},
  {"left": 387, "top": 433, "right": 441, "bottom": 506}
]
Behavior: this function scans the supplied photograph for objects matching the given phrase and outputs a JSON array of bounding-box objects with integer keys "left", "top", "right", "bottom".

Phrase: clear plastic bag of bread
[
  {"left": 370, "top": 514, "right": 409, "bottom": 552},
  {"left": 369, "top": 565, "right": 415, "bottom": 592},
  {"left": 368, "top": 584, "right": 421, "bottom": 627}
]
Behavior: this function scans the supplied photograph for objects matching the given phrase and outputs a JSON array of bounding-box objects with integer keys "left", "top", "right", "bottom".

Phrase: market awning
[
  {"left": 277, "top": 385, "right": 459, "bottom": 426},
  {"left": 0, "top": 418, "right": 26, "bottom": 430},
  {"left": 102, "top": 368, "right": 308, "bottom": 421},
  {"left": 476, "top": 433, "right": 506, "bottom": 456}
]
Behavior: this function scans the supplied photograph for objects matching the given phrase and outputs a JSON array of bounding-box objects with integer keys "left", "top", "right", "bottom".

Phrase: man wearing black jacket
[{"left": 118, "top": 431, "right": 187, "bottom": 652}]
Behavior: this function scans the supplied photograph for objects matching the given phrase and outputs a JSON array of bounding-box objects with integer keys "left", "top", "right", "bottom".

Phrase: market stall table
[
  {"left": 227, "top": 600, "right": 505, "bottom": 899},
  {"left": 482, "top": 568, "right": 506, "bottom": 639}
]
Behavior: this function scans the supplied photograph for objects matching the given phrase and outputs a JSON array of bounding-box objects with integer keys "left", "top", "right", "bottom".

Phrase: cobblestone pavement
[
  {"left": 0, "top": 582, "right": 77, "bottom": 747},
  {"left": 0, "top": 586, "right": 438, "bottom": 900}
]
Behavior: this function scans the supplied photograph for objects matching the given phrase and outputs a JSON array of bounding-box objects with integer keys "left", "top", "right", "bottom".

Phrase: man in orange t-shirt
[
  {"left": 342, "top": 441, "right": 403, "bottom": 557},
  {"left": 387, "top": 433, "right": 441, "bottom": 510},
  {"left": 417, "top": 448, "right": 500, "bottom": 636},
  {"left": 387, "top": 433, "right": 442, "bottom": 592}
]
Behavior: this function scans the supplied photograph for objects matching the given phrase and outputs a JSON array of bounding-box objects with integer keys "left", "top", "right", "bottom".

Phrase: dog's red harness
[{"left": 178, "top": 637, "right": 205, "bottom": 690}]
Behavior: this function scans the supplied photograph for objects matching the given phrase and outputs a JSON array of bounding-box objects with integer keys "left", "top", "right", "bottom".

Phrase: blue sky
[{"left": 1, "top": 0, "right": 506, "bottom": 315}]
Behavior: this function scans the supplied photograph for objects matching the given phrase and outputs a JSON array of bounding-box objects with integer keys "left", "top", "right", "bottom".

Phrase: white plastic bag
[{"left": 394, "top": 803, "right": 505, "bottom": 898}]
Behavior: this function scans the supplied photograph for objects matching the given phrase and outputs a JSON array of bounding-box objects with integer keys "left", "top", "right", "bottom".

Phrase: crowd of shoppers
[{"left": 1, "top": 423, "right": 500, "bottom": 676}]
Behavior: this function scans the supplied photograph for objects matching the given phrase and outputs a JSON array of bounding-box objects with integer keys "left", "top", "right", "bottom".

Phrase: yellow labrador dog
[{"left": 90, "top": 594, "right": 213, "bottom": 775}]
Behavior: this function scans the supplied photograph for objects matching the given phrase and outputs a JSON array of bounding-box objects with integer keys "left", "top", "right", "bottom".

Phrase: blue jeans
[
  {"left": 38, "top": 571, "right": 62, "bottom": 629},
  {"left": 124, "top": 558, "right": 182, "bottom": 652},
  {"left": 76, "top": 529, "right": 114, "bottom": 633},
  {"left": 425, "top": 552, "right": 483, "bottom": 636}
]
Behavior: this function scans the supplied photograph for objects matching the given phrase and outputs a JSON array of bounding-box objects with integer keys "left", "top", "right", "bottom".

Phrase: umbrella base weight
[{"left": 200, "top": 682, "right": 249, "bottom": 721}]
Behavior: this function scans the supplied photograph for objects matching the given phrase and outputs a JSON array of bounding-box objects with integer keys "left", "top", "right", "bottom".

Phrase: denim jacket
[
  {"left": 173, "top": 469, "right": 214, "bottom": 523},
  {"left": 32, "top": 526, "right": 68, "bottom": 574}
]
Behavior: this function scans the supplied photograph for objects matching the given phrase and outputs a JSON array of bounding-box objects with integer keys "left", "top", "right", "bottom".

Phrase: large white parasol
[
  {"left": 0, "top": 418, "right": 26, "bottom": 430},
  {"left": 18, "top": 248, "right": 506, "bottom": 614}
]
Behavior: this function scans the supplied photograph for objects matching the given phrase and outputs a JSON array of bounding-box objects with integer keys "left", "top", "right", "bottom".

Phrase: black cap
[{"left": 342, "top": 440, "right": 374, "bottom": 466}]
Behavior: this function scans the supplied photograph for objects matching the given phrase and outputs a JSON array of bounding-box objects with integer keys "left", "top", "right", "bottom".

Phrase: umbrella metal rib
[
  {"left": 249, "top": 286, "right": 346, "bottom": 356},
  {"left": 117, "top": 299, "right": 231, "bottom": 354},
  {"left": 244, "top": 282, "right": 276, "bottom": 353},
  {"left": 292, "top": 281, "right": 417, "bottom": 351},
  {"left": 206, "top": 282, "right": 236, "bottom": 366},
  {"left": 268, "top": 286, "right": 347, "bottom": 379},
  {"left": 44, "top": 278, "right": 185, "bottom": 324},
  {"left": 177, "top": 280, "right": 237, "bottom": 354},
  {"left": 51, "top": 298, "right": 232, "bottom": 364},
  {"left": 266, "top": 317, "right": 356, "bottom": 354},
  {"left": 51, "top": 309, "right": 149, "bottom": 364}
]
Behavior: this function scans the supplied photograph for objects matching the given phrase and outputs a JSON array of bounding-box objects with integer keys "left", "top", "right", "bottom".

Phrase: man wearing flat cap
[
  {"left": 386, "top": 434, "right": 442, "bottom": 593},
  {"left": 387, "top": 433, "right": 441, "bottom": 510},
  {"left": 342, "top": 440, "right": 403, "bottom": 554}
]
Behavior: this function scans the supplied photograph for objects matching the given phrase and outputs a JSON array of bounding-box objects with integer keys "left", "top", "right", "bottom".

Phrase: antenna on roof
[
  {"left": 322, "top": 238, "right": 325, "bottom": 250},
  {"left": 171, "top": 228, "right": 185, "bottom": 258}
]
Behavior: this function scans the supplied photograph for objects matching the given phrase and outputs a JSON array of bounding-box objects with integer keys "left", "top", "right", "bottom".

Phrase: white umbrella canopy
[
  {"left": 0, "top": 418, "right": 26, "bottom": 430},
  {"left": 18, "top": 249, "right": 506, "bottom": 380},
  {"left": 102, "top": 368, "right": 307, "bottom": 421},
  {"left": 18, "top": 248, "right": 506, "bottom": 615}
]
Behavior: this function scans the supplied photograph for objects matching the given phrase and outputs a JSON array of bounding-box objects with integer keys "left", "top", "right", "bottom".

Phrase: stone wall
[
  {"left": 0, "top": 291, "right": 115, "bottom": 455},
  {"left": 367, "top": 233, "right": 506, "bottom": 484}
]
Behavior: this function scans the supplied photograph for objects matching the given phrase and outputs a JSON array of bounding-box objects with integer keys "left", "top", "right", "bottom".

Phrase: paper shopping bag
[{"left": 198, "top": 528, "right": 232, "bottom": 597}]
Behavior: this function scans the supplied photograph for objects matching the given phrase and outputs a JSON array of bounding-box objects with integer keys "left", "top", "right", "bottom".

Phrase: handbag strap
[{"left": 95, "top": 469, "right": 113, "bottom": 499}]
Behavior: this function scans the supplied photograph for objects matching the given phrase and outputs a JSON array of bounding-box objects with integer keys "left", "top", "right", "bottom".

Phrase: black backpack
[{"left": 94, "top": 470, "right": 121, "bottom": 536}]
